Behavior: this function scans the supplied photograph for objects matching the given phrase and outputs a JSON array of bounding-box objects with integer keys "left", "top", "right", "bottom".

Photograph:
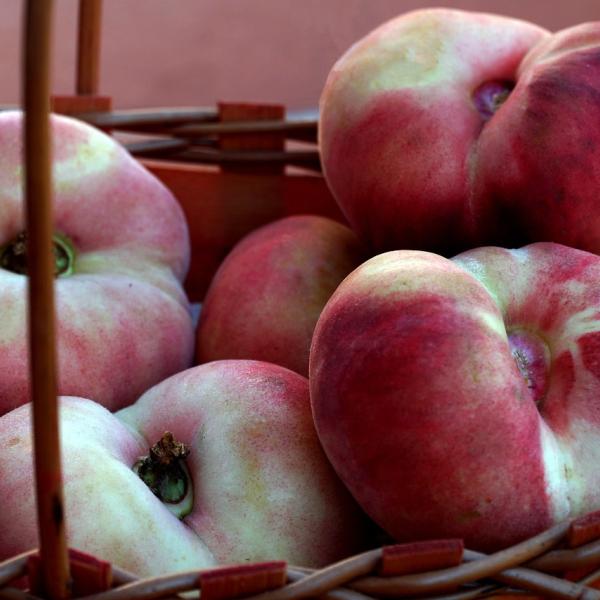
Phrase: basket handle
[
  {"left": 23, "top": 0, "right": 71, "bottom": 598},
  {"left": 76, "top": 0, "right": 103, "bottom": 95}
]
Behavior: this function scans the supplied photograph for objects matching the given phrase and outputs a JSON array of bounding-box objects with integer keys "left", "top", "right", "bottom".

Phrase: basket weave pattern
[{"left": 2, "top": 512, "right": 600, "bottom": 599}]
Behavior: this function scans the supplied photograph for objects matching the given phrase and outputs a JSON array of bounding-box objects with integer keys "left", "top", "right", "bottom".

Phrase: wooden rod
[
  {"left": 23, "top": 1, "right": 71, "bottom": 598},
  {"left": 76, "top": 0, "right": 103, "bottom": 95}
]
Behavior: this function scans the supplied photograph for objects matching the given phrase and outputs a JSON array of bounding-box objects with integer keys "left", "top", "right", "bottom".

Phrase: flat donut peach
[{"left": 309, "top": 241, "right": 600, "bottom": 551}]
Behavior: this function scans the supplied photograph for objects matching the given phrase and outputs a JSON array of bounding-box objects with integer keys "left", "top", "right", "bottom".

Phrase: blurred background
[{"left": 1, "top": 0, "right": 600, "bottom": 111}]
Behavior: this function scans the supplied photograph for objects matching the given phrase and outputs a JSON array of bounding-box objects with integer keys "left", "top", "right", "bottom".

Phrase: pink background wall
[{"left": 2, "top": 0, "right": 600, "bottom": 111}]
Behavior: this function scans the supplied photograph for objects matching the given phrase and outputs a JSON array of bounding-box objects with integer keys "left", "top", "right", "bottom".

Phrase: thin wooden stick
[
  {"left": 490, "top": 565, "right": 600, "bottom": 600},
  {"left": 72, "top": 107, "right": 316, "bottom": 136},
  {"left": 135, "top": 147, "right": 322, "bottom": 171},
  {"left": 78, "top": 107, "right": 218, "bottom": 129},
  {"left": 579, "top": 567, "right": 600, "bottom": 586},
  {"left": 0, "top": 587, "right": 45, "bottom": 600},
  {"left": 76, "top": 0, "right": 103, "bottom": 95},
  {"left": 527, "top": 539, "right": 600, "bottom": 573},
  {"left": 0, "top": 550, "right": 35, "bottom": 587},
  {"left": 81, "top": 571, "right": 199, "bottom": 600},
  {"left": 123, "top": 138, "right": 191, "bottom": 158},
  {"left": 169, "top": 118, "right": 318, "bottom": 142},
  {"left": 285, "top": 568, "right": 377, "bottom": 600},
  {"left": 23, "top": 1, "right": 70, "bottom": 598}
]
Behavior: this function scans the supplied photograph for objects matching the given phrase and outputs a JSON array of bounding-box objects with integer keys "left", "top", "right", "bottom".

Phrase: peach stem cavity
[
  {"left": 133, "top": 431, "right": 194, "bottom": 519},
  {"left": 508, "top": 328, "right": 550, "bottom": 405},
  {"left": 0, "top": 231, "right": 75, "bottom": 277},
  {"left": 473, "top": 80, "right": 514, "bottom": 120}
]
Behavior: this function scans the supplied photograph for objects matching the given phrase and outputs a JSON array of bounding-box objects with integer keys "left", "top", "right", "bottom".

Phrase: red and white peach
[
  {"left": 320, "top": 8, "right": 600, "bottom": 255},
  {"left": 310, "top": 242, "right": 600, "bottom": 551},
  {"left": 0, "top": 360, "right": 369, "bottom": 576},
  {"left": 0, "top": 110, "right": 194, "bottom": 415}
]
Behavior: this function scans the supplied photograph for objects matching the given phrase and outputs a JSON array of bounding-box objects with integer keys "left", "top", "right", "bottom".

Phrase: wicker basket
[{"left": 2, "top": 2, "right": 600, "bottom": 599}]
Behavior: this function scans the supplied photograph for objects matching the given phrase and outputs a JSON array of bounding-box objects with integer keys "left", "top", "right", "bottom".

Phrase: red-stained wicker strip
[
  {"left": 199, "top": 562, "right": 287, "bottom": 600},
  {"left": 380, "top": 540, "right": 464, "bottom": 576},
  {"left": 51, "top": 93, "right": 112, "bottom": 115},
  {"left": 347, "top": 521, "right": 570, "bottom": 597},
  {"left": 569, "top": 512, "right": 600, "bottom": 549}
]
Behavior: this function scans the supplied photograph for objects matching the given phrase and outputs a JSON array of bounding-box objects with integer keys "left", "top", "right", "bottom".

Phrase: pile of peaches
[{"left": 2, "top": 7, "right": 600, "bottom": 578}]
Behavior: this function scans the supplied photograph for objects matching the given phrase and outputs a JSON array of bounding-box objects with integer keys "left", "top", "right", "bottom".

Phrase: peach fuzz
[
  {"left": 320, "top": 9, "right": 600, "bottom": 255},
  {"left": 0, "top": 110, "right": 194, "bottom": 414},
  {"left": 309, "top": 242, "right": 600, "bottom": 551},
  {"left": 196, "top": 215, "right": 367, "bottom": 376},
  {"left": 0, "top": 360, "right": 369, "bottom": 576}
]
